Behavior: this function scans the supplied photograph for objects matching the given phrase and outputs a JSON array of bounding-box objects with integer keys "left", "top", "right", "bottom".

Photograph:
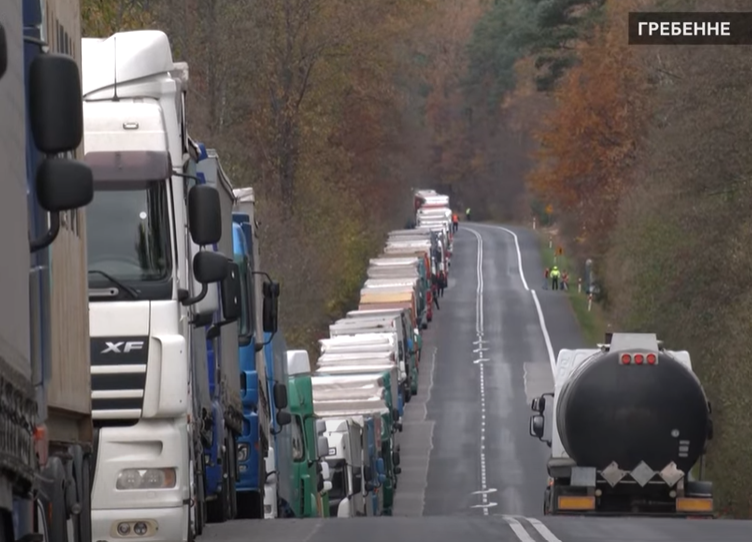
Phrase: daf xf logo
[{"left": 101, "top": 341, "right": 145, "bottom": 354}]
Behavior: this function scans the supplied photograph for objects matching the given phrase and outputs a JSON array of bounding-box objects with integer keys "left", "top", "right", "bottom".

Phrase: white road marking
[
  {"left": 501, "top": 516, "right": 537, "bottom": 542},
  {"left": 525, "top": 517, "right": 563, "bottom": 542},
  {"left": 531, "top": 290, "right": 556, "bottom": 372},
  {"left": 466, "top": 227, "right": 488, "bottom": 515}
]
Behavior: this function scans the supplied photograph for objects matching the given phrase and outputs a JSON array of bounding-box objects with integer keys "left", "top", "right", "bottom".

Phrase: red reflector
[
  {"left": 621, "top": 354, "right": 631, "bottom": 364},
  {"left": 647, "top": 353, "right": 657, "bottom": 365},
  {"left": 634, "top": 354, "right": 644, "bottom": 365}
]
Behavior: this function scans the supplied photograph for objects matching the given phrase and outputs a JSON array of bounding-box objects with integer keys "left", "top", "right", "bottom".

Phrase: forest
[{"left": 81, "top": 0, "right": 752, "bottom": 517}]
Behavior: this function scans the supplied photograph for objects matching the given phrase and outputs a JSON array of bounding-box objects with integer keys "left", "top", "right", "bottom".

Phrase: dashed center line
[{"left": 467, "top": 227, "right": 495, "bottom": 515}]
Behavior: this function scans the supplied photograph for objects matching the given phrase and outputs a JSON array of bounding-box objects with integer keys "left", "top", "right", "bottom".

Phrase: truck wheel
[
  {"left": 206, "top": 464, "right": 230, "bottom": 523},
  {"left": 41, "top": 456, "right": 68, "bottom": 542},
  {"left": 404, "top": 384, "right": 412, "bottom": 403},
  {"left": 68, "top": 445, "right": 92, "bottom": 542},
  {"left": 0, "top": 510, "right": 14, "bottom": 542},
  {"left": 195, "top": 471, "right": 205, "bottom": 535},
  {"left": 228, "top": 437, "right": 238, "bottom": 519}
]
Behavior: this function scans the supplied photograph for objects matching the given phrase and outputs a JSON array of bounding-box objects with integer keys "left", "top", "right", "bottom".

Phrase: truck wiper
[{"left": 88, "top": 270, "right": 140, "bottom": 299}]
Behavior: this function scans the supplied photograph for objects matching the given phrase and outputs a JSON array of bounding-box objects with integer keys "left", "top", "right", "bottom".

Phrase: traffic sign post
[
  {"left": 588, "top": 293, "right": 593, "bottom": 312},
  {"left": 549, "top": 235, "right": 552, "bottom": 249}
]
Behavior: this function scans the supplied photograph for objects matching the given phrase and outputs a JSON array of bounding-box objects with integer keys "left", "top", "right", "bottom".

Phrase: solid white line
[
  {"left": 531, "top": 290, "right": 556, "bottom": 374},
  {"left": 418, "top": 346, "right": 438, "bottom": 516}
]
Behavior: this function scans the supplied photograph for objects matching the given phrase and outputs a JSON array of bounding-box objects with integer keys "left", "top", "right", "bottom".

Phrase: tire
[
  {"left": 41, "top": 456, "right": 68, "bottom": 542},
  {"left": 206, "top": 462, "right": 230, "bottom": 523},
  {"left": 228, "top": 437, "right": 238, "bottom": 519},
  {"left": 68, "top": 445, "right": 92, "bottom": 542}
]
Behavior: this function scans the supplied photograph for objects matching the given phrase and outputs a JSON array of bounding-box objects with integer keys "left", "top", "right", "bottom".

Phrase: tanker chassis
[{"left": 529, "top": 333, "right": 714, "bottom": 517}]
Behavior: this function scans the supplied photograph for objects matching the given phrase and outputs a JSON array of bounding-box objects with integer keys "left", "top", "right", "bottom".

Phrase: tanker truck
[{"left": 529, "top": 332, "right": 714, "bottom": 517}]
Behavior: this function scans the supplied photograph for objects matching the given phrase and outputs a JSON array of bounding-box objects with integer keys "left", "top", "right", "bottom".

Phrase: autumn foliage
[{"left": 528, "top": 0, "right": 650, "bottom": 251}]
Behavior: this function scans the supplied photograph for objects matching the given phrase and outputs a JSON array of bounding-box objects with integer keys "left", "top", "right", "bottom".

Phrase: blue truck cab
[{"left": 232, "top": 215, "right": 264, "bottom": 516}]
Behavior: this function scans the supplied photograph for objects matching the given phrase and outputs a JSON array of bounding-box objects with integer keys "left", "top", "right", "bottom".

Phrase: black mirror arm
[
  {"left": 30, "top": 211, "right": 60, "bottom": 253},
  {"left": 207, "top": 318, "right": 235, "bottom": 340},
  {"left": 252, "top": 270, "right": 273, "bottom": 282},
  {"left": 179, "top": 283, "right": 208, "bottom": 306},
  {"left": 254, "top": 330, "right": 275, "bottom": 353},
  {"left": 171, "top": 171, "right": 202, "bottom": 182}
]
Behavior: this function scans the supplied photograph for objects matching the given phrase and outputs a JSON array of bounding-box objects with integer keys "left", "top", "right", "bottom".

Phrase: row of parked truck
[
  {"left": 0, "top": 14, "right": 458, "bottom": 540},
  {"left": 307, "top": 187, "right": 455, "bottom": 517}
]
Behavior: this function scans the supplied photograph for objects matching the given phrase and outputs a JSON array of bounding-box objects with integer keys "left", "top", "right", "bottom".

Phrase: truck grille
[{"left": 90, "top": 336, "right": 149, "bottom": 420}]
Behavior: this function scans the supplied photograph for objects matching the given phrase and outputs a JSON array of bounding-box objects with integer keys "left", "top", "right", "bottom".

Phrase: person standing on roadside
[
  {"left": 452, "top": 213, "right": 459, "bottom": 233},
  {"left": 431, "top": 273, "right": 441, "bottom": 310},
  {"left": 544, "top": 267, "right": 550, "bottom": 290},
  {"left": 550, "top": 265, "right": 560, "bottom": 290},
  {"left": 465, "top": 207, "right": 472, "bottom": 222}
]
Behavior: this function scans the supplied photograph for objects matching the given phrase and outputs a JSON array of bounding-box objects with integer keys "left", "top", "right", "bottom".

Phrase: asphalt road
[{"left": 202, "top": 222, "right": 752, "bottom": 541}]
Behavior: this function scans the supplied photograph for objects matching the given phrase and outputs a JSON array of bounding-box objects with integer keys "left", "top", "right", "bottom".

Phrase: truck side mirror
[
  {"left": 531, "top": 396, "right": 545, "bottom": 413},
  {"left": 276, "top": 410, "right": 291, "bottom": 427},
  {"left": 351, "top": 471, "right": 362, "bottom": 494},
  {"left": 262, "top": 281, "right": 280, "bottom": 333},
  {"left": 36, "top": 158, "right": 93, "bottom": 212},
  {"left": 273, "top": 382, "right": 288, "bottom": 410},
  {"left": 193, "top": 251, "right": 228, "bottom": 284},
  {"left": 391, "top": 408, "right": 399, "bottom": 422},
  {"left": 29, "top": 54, "right": 83, "bottom": 153},
  {"left": 0, "top": 24, "right": 7, "bottom": 80},
  {"left": 529, "top": 415, "right": 545, "bottom": 440},
  {"left": 315, "top": 418, "right": 327, "bottom": 436},
  {"left": 220, "top": 261, "right": 242, "bottom": 321},
  {"left": 188, "top": 185, "right": 222, "bottom": 245},
  {"left": 317, "top": 436, "right": 329, "bottom": 458}
]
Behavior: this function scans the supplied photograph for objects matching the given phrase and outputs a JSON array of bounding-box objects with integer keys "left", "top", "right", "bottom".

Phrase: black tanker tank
[{"left": 556, "top": 347, "right": 711, "bottom": 474}]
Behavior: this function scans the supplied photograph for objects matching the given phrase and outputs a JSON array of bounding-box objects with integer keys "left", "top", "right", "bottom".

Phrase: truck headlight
[
  {"left": 116, "top": 468, "right": 177, "bottom": 490},
  {"left": 237, "top": 443, "right": 249, "bottom": 462}
]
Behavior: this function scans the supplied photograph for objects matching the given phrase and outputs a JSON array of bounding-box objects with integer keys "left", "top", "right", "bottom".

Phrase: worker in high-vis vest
[
  {"left": 465, "top": 207, "right": 471, "bottom": 221},
  {"left": 550, "top": 265, "right": 561, "bottom": 290}
]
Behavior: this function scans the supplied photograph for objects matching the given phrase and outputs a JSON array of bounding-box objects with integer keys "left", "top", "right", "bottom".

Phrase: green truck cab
[{"left": 285, "top": 349, "right": 333, "bottom": 517}]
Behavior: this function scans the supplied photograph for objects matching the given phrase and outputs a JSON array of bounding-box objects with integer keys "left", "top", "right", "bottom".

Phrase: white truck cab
[{"left": 82, "top": 30, "right": 231, "bottom": 542}]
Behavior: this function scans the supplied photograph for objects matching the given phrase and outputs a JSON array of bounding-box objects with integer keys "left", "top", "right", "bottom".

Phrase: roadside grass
[{"left": 537, "top": 231, "right": 607, "bottom": 346}]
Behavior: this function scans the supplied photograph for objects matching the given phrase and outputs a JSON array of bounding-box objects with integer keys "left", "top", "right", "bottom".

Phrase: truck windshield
[{"left": 87, "top": 181, "right": 172, "bottom": 297}]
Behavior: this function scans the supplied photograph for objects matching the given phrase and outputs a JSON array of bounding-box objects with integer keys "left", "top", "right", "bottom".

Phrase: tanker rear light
[{"left": 620, "top": 352, "right": 658, "bottom": 365}]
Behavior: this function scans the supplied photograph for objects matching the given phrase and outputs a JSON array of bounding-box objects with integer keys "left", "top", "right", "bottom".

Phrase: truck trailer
[
  {"left": 528, "top": 332, "right": 714, "bottom": 517},
  {"left": 0, "top": 10, "right": 95, "bottom": 541}
]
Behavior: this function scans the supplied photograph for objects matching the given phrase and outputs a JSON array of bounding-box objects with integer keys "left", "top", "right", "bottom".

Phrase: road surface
[{"left": 202, "top": 223, "right": 752, "bottom": 541}]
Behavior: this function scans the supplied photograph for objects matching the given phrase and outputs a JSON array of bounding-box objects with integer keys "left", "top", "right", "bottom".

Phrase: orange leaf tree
[{"left": 527, "top": 0, "right": 650, "bottom": 244}]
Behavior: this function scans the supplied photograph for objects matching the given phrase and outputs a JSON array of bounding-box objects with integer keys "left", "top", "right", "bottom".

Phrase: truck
[
  {"left": 346, "top": 308, "right": 422, "bottom": 370},
  {"left": 330, "top": 316, "right": 418, "bottom": 398},
  {"left": 311, "top": 377, "right": 392, "bottom": 516},
  {"left": 528, "top": 332, "right": 714, "bottom": 517},
  {"left": 194, "top": 147, "right": 245, "bottom": 524},
  {"left": 286, "top": 350, "right": 332, "bottom": 517},
  {"left": 82, "top": 30, "right": 236, "bottom": 541},
  {"left": 232, "top": 188, "right": 281, "bottom": 518},
  {"left": 261, "top": 331, "right": 296, "bottom": 518},
  {"left": 0, "top": 11, "right": 95, "bottom": 541},
  {"left": 319, "top": 335, "right": 406, "bottom": 413}
]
